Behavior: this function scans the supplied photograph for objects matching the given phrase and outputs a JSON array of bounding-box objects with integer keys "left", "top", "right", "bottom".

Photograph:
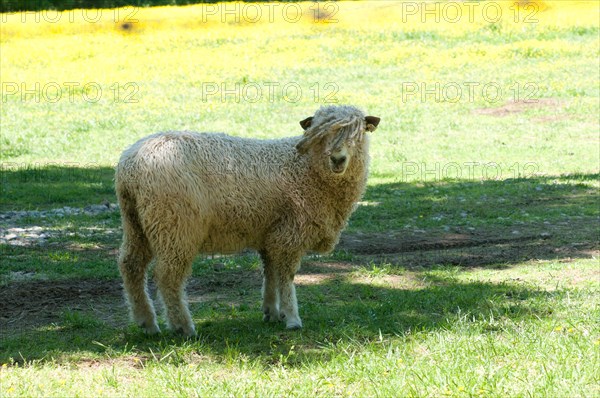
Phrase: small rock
[
  {"left": 84, "top": 204, "right": 111, "bottom": 215},
  {"left": 213, "top": 263, "right": 226, "bottom": 271},
  {"left": 5, "top": 233, "right": 17, "bottom": 240}
]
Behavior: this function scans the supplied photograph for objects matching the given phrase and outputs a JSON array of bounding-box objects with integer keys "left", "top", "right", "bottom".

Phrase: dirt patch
[
  {"left": 295, "top": 273, "right": 337, "bottom": 286},
  {"left": 186, "top": 269, "right": 261, "bottom": 304},
  {"left": 337, "top": 220, "right": 598, "bottom": 267},
  {"left": 1, "top": 219, "right": 597, "bottom": 337},
  {"left": 0, "top": 270, "right": 263, "bottom": 337},
  {"left": 338, "top": 231, "right": 544, "bottom": 255},
  {"left": 301, "top": 261, "right": 355, "bottom": 274},
  {"left": 473, "top": 98, "right": 565, "bottom": 117},
  {"left": 0, "top": 279, "right": 125, "bottom": 336}
]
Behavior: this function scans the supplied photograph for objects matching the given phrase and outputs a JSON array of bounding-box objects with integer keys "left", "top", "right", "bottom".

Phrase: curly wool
[
  {"left": 298, "top": 105, "right": 367, "bottom": 152},
  {"left": 115, "top": 105, "right": 377, "bottom": 336}
]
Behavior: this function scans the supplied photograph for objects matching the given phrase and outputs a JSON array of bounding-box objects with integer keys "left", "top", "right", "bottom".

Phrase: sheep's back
[{"left": 117, "top": 131, "right": 302, "bottom": 251}]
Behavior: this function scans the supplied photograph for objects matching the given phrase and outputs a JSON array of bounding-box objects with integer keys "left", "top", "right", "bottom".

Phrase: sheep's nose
[{"left": 330, "top": 155, "right": 347, "bottom": 165}]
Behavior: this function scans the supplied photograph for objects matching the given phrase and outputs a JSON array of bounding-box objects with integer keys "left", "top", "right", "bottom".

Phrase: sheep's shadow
[
  {"left": 0, "top": 271, "right": 564, "bottom": 366},
  {"left": 0, "top": 166, "right": 598, "bottom": 365}
]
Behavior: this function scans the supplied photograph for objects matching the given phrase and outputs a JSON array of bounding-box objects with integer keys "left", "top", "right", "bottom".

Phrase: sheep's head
[{"left": 296, "top": 105, "right": 380, "bottom": 176}]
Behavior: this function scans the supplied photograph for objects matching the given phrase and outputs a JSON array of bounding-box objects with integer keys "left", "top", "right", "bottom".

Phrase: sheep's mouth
[{"left": 329, "top": 162, "right": 347, "bottom": 174}]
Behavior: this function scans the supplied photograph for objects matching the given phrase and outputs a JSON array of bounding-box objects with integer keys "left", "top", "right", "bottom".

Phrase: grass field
[{"left": 1, "top": 1, "right": 599, "bottom": 397}]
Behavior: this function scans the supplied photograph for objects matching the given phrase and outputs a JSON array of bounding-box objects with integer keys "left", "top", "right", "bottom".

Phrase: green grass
[
  {"left": 0, "top": 165, "right": 115, "bottom": 211},
  {"left": 1, "top": 2, "right": 599, "bottom": 397},
  {"left": 1, "top": 261, "right": 598, "bottom": 397}
]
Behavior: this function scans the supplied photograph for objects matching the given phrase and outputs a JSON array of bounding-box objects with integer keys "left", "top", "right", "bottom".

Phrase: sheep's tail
[{"left": 116, "top": 180, "right": 148, "bottom": 249}]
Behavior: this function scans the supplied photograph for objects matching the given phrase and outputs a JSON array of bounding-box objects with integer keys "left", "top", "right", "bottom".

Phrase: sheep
[{"left": 115, "top": 105, "right": 380, "bottom": 336}]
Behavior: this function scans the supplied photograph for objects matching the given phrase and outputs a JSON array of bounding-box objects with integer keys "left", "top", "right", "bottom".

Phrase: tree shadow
[
  {"left": 339, "top": 172, "right": 599, "bottom": 268},
  {"left": 0, "top": 165, "right": 597, "bottom": 364},
  {"left": 0, "top": 164, "right": 115, "bottom": 211},
  {"left": 0, "top": 271, "right": 564, "bottom": 366}
]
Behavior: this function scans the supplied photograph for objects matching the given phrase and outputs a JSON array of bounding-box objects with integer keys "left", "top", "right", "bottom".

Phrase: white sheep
[{"left": 115, "top": 105, "right": 380, "bottom": 336}]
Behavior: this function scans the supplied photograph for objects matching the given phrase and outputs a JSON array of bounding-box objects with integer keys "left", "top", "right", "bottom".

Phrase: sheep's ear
[
  {"left": 299, "top": 116, "right": 313, "bottom": 130},
  {"left": 365, "top": 116, "right": 380, "bottom": 132}
]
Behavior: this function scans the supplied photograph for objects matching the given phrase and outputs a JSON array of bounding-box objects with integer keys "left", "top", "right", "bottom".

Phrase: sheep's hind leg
[
  {"left": 118, "top": 236, "right": 160, "bottom": 335},
  {"left": 154, "top": 256, "right": 196, "bottom": 337},
  {"left": 259, "top": 250, "right": 280, "bottom": 322}
]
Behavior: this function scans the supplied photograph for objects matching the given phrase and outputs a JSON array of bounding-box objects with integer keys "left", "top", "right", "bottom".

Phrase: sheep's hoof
[
  {"left": 173, "top": 325, "right": 197, "bottom": 338},
  {"left": 285, "top": 320, "right": 303, "bottom": 330},
  {"left": 263, "top": 309, "right": 281, "bottom": 322},
  {"left": 140, "top": 321, "right": 161, "bottom": 335},
  {"left": 263, "top": 314, "right": 280, "bottom": 322}
]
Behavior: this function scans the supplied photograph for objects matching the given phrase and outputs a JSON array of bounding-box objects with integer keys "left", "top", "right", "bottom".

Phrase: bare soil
[
  {"left": 472, "top": 98, "right": 566, "bottom": 117},
  {"left": 1, "top": 220, "right": 597, "bottom": 337},
  {"left": 0, "top": 225, "right": 599, "bottom": 334},
  {"left": 0, "top": 270, "right": 262, "bottom": 338},
  {"left": 337, "top": 223, "right": 596, "bottom": 267}
]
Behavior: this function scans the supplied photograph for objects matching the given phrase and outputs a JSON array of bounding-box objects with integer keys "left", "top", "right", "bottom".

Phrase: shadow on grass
[
  {"left": 0, "top": 272, "right": 562, "bottom": 366},
  {"left": 0, "top": 166, "right": 597, "bottom": 275},
  {"left": 0, "top": 165, "right": 597, "bottom": 364},
  {"left": 0, "top": 164, "right": 116, "bottom": 211},
  {"left": 338, "top": 172, "right": 599, "bottom": 267}
]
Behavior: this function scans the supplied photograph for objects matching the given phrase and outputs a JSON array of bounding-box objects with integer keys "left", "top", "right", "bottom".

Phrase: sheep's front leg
[
  {"left": 269, "top": 251, "right": 302, "bottom": 330},
  {"left": 279, "top": 273, "right": 302, "bottom": 329},
  {"left": 259, "top": 250, "right": 280, "bottom": 322}
]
